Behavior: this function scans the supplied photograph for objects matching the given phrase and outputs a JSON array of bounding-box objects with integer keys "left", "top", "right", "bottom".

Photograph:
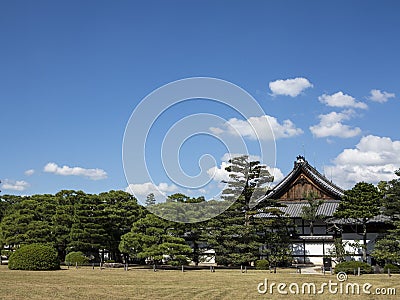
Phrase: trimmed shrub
[
  {"left": 65, "top": 251, "right": 89, "bottom": 266},
  {"left": 8, "top": 244, "right": 60, "bottom": 271},
  {"left": 255, "top": 259, "right": 270, "bottom": 270},
  {"left": 384, "top": 263, "right": 400, "bottom": 274},
  {"left": 334, "top": 261, "right": 373, "bottom": 274}
]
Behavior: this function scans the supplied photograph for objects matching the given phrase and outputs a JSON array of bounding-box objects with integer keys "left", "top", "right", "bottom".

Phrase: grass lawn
[{"left": 0, "top": 265, "right": 398, "bottom": 299}]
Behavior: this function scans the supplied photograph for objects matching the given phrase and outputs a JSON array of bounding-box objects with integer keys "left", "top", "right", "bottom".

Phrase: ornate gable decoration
[{"left": 265, "top": 156, "right": 344, "bottom": 202}]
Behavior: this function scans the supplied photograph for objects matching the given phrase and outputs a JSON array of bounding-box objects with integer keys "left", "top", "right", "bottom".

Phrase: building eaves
[{"left": 255, "top": 200, "right": 341, "bottom": 218}]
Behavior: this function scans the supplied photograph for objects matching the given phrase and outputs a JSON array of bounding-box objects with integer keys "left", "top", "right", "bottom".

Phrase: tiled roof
[
  {"left": 261, "top": 157, "right": 344, "bottom": 201},
  {"left": 326, "top": 214, "right": 392, "bottom": 224},
  {"left": 256, "top": 200, "right": 340, "bottom": 218},
  {"left": 297, "top": 235, "right": 335, "bottom": 241}
]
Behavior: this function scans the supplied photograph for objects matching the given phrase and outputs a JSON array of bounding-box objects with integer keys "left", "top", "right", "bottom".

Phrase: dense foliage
[
  {"left": 119, "top": 213, "right": 192, "bottom": 265},
  {"left": 384, "top": 263, "right": 400, "bottom": 274},
  {"left": 0, "top": 190, "right": 142, "bottom": 263},
  {"left": 65, "top": 251, "right": 89, "bottom": 266},
  {"left": 8, "top": 244, "right": 60, "bottom": 270},
  {"left": 334, "top": 261, "right": 373, "bottom": 274},
  {"left": 371, "top": 239, "right": 400, "bottom": 265},
  {"left": 255, "top": 259, "right": 270, "bottom": 270}
]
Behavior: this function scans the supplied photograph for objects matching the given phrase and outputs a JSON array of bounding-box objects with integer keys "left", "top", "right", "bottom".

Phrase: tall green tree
[
  {"left": 301, "top": 191, "right": 324, "bottom": 236},
  {"left": 373, "top": 169, "right": 400, "bottom": 265},
  {"left": 334, "top": 182, "right": 381, "bottom": 262},
  {"left": 53, "top": 190, "right": 80, "bottom": 259},
  {"left": 68, "top": 192, "right": 107, "bottom": 260},
  {"left": 206, "top": 155, "right": 274, "bottom": 266},
  {"left": 100, "top": 190, "right": 142, "bottom": 262},
  {"left": 381, "top": 169, "right": 400, "bottom": 220}
]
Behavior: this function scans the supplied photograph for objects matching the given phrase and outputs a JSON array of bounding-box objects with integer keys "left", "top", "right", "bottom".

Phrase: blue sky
[{"left": 1, "top": 0, "right": 400, "bottom": 202}]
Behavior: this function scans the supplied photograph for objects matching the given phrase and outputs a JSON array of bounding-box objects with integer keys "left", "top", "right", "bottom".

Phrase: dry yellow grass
[{"left": 0, "top": 265, "right": 398, "bottom": 299}]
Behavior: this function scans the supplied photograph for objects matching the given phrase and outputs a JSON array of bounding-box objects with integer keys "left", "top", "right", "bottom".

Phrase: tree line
[{"left": 1, "top": 156, "right": 400, "bottom": 267}]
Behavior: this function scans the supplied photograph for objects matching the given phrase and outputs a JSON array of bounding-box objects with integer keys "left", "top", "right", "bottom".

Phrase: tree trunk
[
  {"left": 362, "top": 222, "right": 367, "bottom": 263},
  {"left": 310, "top": 221, "right": 314, "bottom": 236},
  {"left": 193, "top": 242, "right": 199, "bottom": 266}
]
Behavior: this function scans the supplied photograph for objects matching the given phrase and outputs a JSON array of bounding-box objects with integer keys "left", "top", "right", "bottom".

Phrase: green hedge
[
  {"left": 255, "top": 259, "right": 270, "bottom": 270},
  {"left": 65, "top": 251, "right": 89, "bottom": 266},
  {"left": 384, "top": 263, "right": 400, "bottom": 274},
  {"left": 334, "top": 261, "right": 373, "bottom": 274},
  {"left": 8, "top": 244, "right": 60, "bottom": 271}
]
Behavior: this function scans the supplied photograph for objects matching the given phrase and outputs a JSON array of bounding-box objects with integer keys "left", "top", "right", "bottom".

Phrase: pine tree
[
  {"left": 53, "top": 190, "right": 79, "bottom": 260},
  {"left": 372, "top": 169, "right": 400, "bottom": 265},
  {"left": 0, "top": 195, "right": 55, "bottom": 247},
  {"left": 119, "top": 213, "right": 192, "bottom": 265},
  {"left": 206, "top": 155, "right": 273, "bottom": 266},
  {"left": 145, "top": 193, "right": 156, "bottom": 206},
  {"left": 69, "top": 192, "right": 107, "bottom": 260},
  {"left": 334, "top": 182, "right": 381, "bottom": 262},
  {"left": 100, "top": 190, "right": 142, "bottom": 262},
  {"left": 381, "top": 169, "right": 400, "bottom": 220}
]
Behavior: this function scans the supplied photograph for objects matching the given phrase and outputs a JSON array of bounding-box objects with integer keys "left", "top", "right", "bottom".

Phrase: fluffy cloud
[
  {"left": 269, "top": 77, "right": 313, "bottom": 97},
  {"left": 126, "top": 182, "right": 177, "bottom": 196},
  {"left": 210, "top": 115, "right": 303, "bottom": 140},
  {"left": 318, "top": 92, "right": 368, "bottom": 109},
  {"left": 43, "top": 162, "right": 107, "bottom": 180},
  {"left": 1, "top": 179, "right": 30, "bottom": 191},
  {"left": 207, "top": 161, "right": 231, "bottom": 183},
  {"left": 327, "top": 135, "right": 400, "bottom": 189},
  {"left": 266, "top": 166, "right": 284, "bottom": 184},
  {"left": 309, "top": 110, "right": 361, "bottom": 138},
  {"left": 125, "top": 182, "right": 178, "bottom": 203},
  {"left": 24, "top": 169, "right": 35, "bottom": 176},
  {"left": 368, "top": 89, "right": 395, "bottom": 103}
]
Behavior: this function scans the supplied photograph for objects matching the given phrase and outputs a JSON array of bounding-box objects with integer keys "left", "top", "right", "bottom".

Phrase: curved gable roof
[{"left": 260, "top": 156, "right": 344, "bottom": 202}]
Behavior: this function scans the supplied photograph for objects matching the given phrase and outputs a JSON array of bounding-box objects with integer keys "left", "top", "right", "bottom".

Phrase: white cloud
[
  {"left": 43, "top": 162, "right": 107, "bottom": 180},
  {"left": 207, "top": 161, "right": 231, "bottom": 183},
  {"left": 125, "top": 182, "right": 178, "bottom": 203},
  {"left": 318, "top": 91, "right": 368, "bottom": 109},
  {"left": 368, "top": 89, "right": 395, "bottom": 103},
  {"left": 266, "top": 166, "right": 284, "bottom": 184},
  {"left": 210, "top": 115, "right": 303, "bottom": 140},
  {"left": 309, "top": 110, "right": 361, "bottom": 138},
  {"left": 269, "top": 77, "right": 313, "bottom": 97},
  {"left": 24, "top": 169, "right": 35, "bottom": 176},
  {"left": 1, "top": 179, "right": 30, "bottom": 191},
  {"left": 327, "top": 135, "right": 400, "bottom": 189}
]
